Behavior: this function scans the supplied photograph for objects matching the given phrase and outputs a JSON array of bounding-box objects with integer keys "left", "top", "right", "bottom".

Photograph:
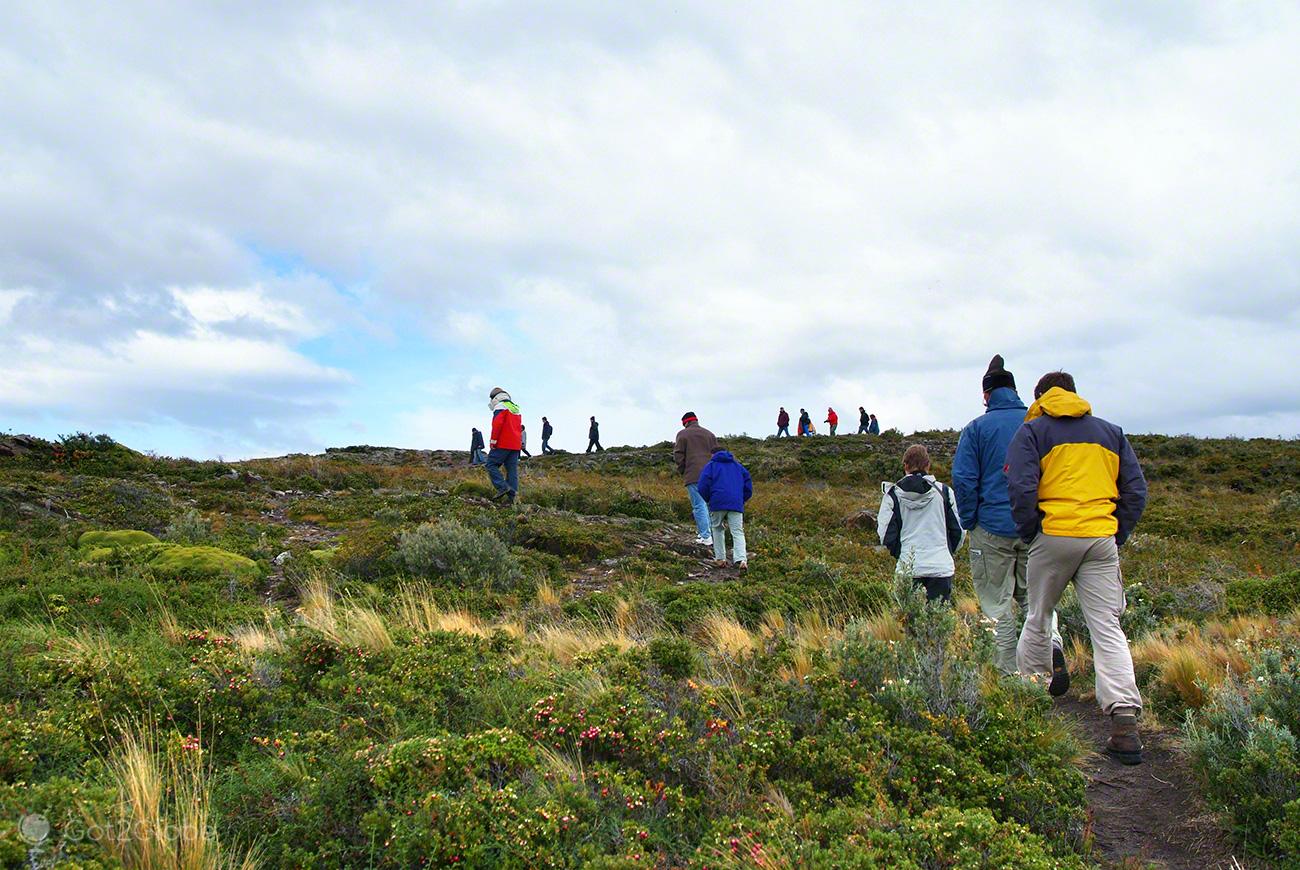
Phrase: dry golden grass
[
  {"left": 535, "top": 579, "right": 562, "bottom": 612},
  {"left": 696, "top": 612, "right": 757, "bottom": 660},
  {"left": 533, "top": 621, "right": 634, "bottom": 664},
  {"left": 47, "top": 629, "right": 116, "bottom": 673},
  {"left": 860, "top": 612, "right": 904, "bottom": 644},
  {"left": 393, "top": 584, "right": 491, "bottom": 638},
  {"left": 792, "top": 607, "right": 843, "bottom": 652},
  {"left": 1067, "top": 634, "right": 1093, "bottom": 677},
  {"left": 758, "top": 609, "right": 787, "bottom": 639},
  {"left": 92, "top": 728, "right": 259, "bottom": 870},
  {"left": 1132, "top": 618, "right": 1260, "bottom": 709},
  {"left": 296, "top": 573, "right": 392, "bottom": 651},
  {"left": 955, "top": 596, "right": 980, "bottom": 618},
  {"left": 158, "top": 606, "right": 185, "bottom": 645},
  {"left": 778, "top": 649, "right": 815, "bottom": 683}
]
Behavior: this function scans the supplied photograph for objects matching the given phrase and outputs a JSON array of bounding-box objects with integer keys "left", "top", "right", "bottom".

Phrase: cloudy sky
[{"left": 3, "top": 2, "right": 1298, "bottom": 458}]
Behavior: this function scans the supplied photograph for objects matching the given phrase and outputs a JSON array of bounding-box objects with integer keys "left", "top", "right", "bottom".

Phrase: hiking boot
[
  {"left": 490, "top": 490, "right": 509, "bottom": 502},
  {"left": 694, "top": 535, "right": 712, "bottom": 546},
  {"left": 1106, "top": 708, "right": 1143, "bottom": 765},
  {"left": 736, "top": 561, "right": 747, "bottom": 571},
  {"left": 505, "top": 491, "right": 516, "bottom": 506},
  {"left": 1048, "top": 643, "right": 1070, "bottom": 697},
  {"left": 713, "top": 560, "right": 727, "bottom": 568}
]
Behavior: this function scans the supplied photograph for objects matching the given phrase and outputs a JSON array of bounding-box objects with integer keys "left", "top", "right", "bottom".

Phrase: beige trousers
[
  {"left": 1017, "top": 533, "right": 1142, "bottom": 714},
  {"left": 969, "top": 526, "right": 1060, "bottom": 674}
]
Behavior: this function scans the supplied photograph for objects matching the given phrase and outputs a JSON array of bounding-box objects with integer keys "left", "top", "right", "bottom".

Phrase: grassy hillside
[{"left": 0, "top": 430, "right": 1296, "bottom": 867}]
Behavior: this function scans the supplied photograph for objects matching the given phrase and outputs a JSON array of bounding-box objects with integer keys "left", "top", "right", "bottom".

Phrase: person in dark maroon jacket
[{"left": 777, "top": 407, "right": 791, "bottom": 437}]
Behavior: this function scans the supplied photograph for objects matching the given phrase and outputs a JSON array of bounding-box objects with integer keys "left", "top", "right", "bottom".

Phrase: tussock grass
[
  {"left": 296, "top": 573, "right": 392, "bottom": 651},
  {"left": 92, "top": 728, "right": 259, "bottom": 870},
  {"left": 696, "top": 612, "right": 757, "bottom": 661},
  {"left": 393, "top": 584, "right": 491, "bottom": 638},
  {"left": 534, "top": 621, "right": 634, "bottom": 664},
  {"left": 535, "top": 579, "right": 562, "bottom": 612},
  {"left": 1132, "top": 618, "right": 1260, "bottom": 709}
]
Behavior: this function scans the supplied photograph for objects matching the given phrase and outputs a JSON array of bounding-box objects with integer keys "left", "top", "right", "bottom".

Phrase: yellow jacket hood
[{"left": 1025, "top": 387, "right": 1092, "bottom": 421}]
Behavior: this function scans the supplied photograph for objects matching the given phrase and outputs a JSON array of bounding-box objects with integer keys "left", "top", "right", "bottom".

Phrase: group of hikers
[
  {"left": 777, "top": 406, "right": 879, "bottom": 437},
  {"left": 475, "top": 355, "right": 1150, "bottom": 764},
  {"left": 470, "top": 410, "right": 603, "bottom": 469}
]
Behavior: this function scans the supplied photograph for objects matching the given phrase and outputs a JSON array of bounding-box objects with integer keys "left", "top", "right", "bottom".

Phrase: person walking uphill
[
  {"left": 798, "top": 409, "right": 812, "bottom": 437},
  {"left": 777, "top": 407, "right": 791, "bottom": 437},
  {"left": 485, "top": 388, "right": 522, "bottom": 504},
  {"left": 469, "top": 428, "right": 486, "bottom": 465},
  {"left": 541, "top": 417, "right": 555, "bottom": 454},
  {"left": 674, "top": 412, "right": 719, "bottom": 546},
  {"left": 857, "top": 407, "right": 870, "bottom": 434},
  {"left": 878, "top": 445, "right": 964, "bottom": 602},
  {"left": 586, "top": 417, "right": 604, "bottom": 453},
  {"left": 1007, "top": 371, "right": 1149, "bottom": 764},
  {"left": 825, "top": 407, "right": 839, "bottom": 436},
  {"left": 696, "top": 448, "right": 753, "bottom": 569},
  {"left": 868, "top": 414, "right": 880, "bottom": 435},
  {"left": 953, "top": 355, "right": 1064, "bottom": 683}
]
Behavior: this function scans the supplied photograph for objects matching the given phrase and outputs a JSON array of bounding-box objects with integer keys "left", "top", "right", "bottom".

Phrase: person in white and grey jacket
[{"left": 877, "top": 444, "right": 965, "bottom": 602}]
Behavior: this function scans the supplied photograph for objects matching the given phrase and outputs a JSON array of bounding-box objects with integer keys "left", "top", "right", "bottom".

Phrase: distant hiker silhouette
[
  {"left": 469, "top": 428, "right": 485, "bottom": 465},
  {"left": 857, "top": 407, "right": 870, "bottom": 434},
  {"left": 586, "top": 417, "right": 603, "bottom": 453},
  {"left": 520, "top": 425, "right": 532, "bottom": 458},
  {"left": 541, "top": 417, "right": 555, "bottom": 454},
  {"left": 825, "top": 407, "right": 838, "bottom": 436},
  {"left": 776, "top": 407, "right": 791, "bottom": 437}
]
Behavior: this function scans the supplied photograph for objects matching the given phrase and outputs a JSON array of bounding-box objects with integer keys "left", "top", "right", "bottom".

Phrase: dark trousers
[
  {"left": 485, "top": 448, "right": 520, "bottom": 494},
  {"left": 828, "top": 423, "right": 837, "bottom": 436},
  {"left": 914, "top": 576, "right": 953, "bottom": 602},
  {"left": 521, "top": 447, "right": 531, "bottom": 457},
  {"left": 857, "top": 424, "right": 869, "bottom": 434},
  {"left": 586, "top": 439, "right": 603, "bottom": 453},
  {"left": 777, "top": 425, "right": 790, "bottom": 437},
  {"left": 541, "top": 438, "right": 555, "bottom": 454}
]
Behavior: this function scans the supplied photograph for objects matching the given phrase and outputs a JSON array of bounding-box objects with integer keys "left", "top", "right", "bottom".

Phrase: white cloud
[{"left": 2, "top": 1, "right": 1298, "bottom": 455}]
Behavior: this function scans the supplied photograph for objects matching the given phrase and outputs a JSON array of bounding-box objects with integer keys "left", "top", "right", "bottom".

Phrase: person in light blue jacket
[
  {"left": 696, "top": 449, "right": 753, "bottom": 569},
  {"left": 952, "top": 355, "right": 1063, "bottom": 686}
]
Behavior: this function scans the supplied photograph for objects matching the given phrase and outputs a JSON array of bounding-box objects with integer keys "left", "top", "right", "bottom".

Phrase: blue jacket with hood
[
  {"left": 696, "top": 451, "right": 753, "bottom": 513},
  {"left": 951, "top": 386, "right": 1026, "bottom": 538}
]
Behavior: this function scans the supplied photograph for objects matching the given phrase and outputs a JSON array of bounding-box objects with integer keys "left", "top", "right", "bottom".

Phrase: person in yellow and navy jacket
[{"left": 1005, "top": 370, "right": 1148, "bottom": 766}]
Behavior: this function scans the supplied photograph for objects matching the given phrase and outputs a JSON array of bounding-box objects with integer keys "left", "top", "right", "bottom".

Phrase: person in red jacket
[
  {"left": 825, "top": 407, "right": 839, "bottom": 436},
  {"left": 486, "top": 387, "right": 522, "bottom": 504}
]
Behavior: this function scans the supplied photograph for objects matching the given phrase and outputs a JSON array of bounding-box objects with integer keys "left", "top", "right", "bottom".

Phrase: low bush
[
  {"left": 399, "top": 520, "right": 524, "bottom": 592},
  {"left": 1185, "top": 644, "right": 1300, "bottom": 859},
  {"left": 1226, "top": 569, "right": 1300, "bottom": 616}
]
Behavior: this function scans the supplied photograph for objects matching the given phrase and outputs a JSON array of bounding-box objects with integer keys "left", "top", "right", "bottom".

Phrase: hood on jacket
[
  {"left": 1026, "top": 387, "right": 1092, "bottom": 421},
  {"left": 984, "top": 386, "right": 1026, "bottom": 413},
  {"left": 489, "top": 390, "right": 513, "bottom": 411},
  {"left": 709, "top": 450, "right": 737, "bottom": 463},
  {"left": 892, "top": 473, "right": 941, "bottom": 510}
]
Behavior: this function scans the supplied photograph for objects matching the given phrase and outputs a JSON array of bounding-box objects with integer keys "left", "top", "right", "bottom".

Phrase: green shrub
[
  {"left": 648, "top": 636, "right": 696, "bottom": 680},
  {"left": 163, "top": 508, "right": 213, "bottom": 543},
  {"left": 399, "top": 520, "right": 523, "bottom": 592},
  {"left": 1185, "top": 645, "right": 1300, "bottom": 859},
  {"left": 1226, "top": 570, "right": 1300, "bottom": 616}
]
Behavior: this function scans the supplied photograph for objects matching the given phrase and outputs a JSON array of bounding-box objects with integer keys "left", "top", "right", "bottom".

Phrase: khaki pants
[
  {"left": 969, "top": 526, "right": 1060, "bottom": 674},
  {"left": 1017, "top": 533, "right": 1142, "bottom": 714}
]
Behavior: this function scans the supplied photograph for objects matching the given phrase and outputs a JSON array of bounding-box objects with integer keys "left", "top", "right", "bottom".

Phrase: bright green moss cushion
[{"left": 77, "top": 529, "right": 160, "bottom": 549}]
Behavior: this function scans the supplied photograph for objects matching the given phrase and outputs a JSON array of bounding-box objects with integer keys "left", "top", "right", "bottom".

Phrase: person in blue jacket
[
  {"left": 696, "top": 449, "right": 753, "bottom": 570},
  {"left": 952, "top": 355, "right": 1064, "bottom": 686}
]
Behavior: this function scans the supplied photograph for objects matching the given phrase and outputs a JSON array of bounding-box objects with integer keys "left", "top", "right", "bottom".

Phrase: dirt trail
[{"left": 1054, "top": 695, "right": 1248, "bottom": 869}]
